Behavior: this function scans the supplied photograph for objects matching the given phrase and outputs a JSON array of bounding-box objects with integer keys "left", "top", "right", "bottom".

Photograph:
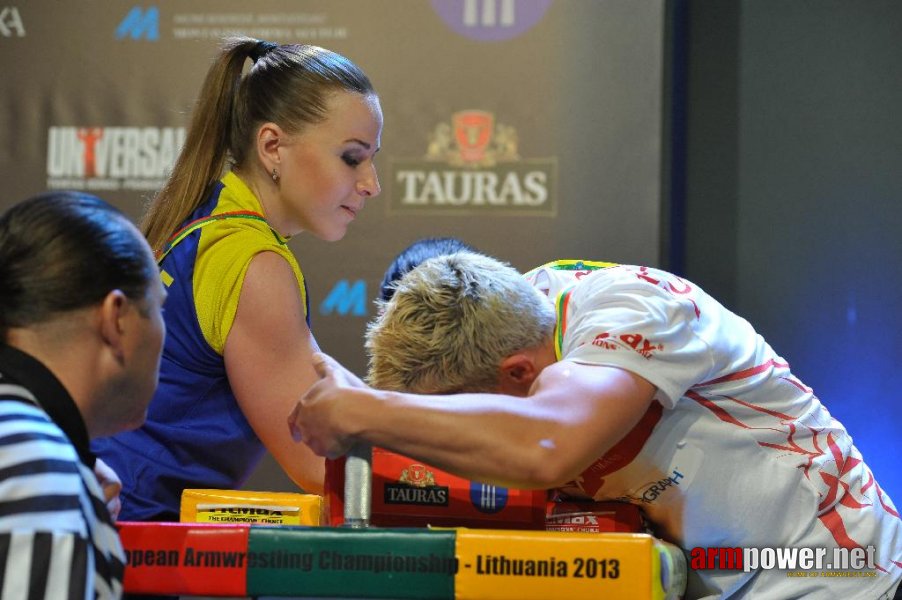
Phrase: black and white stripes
[{"left": 0, "top": 389, "right": 124, "bottom": 599}]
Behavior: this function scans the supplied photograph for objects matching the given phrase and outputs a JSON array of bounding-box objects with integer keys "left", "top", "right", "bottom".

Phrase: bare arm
[
  {"left": 224, "top": 251, "right": 325, "bottom": 494},
  {"left": 291, "top": 353, "right": 656, "bottom": 489}
]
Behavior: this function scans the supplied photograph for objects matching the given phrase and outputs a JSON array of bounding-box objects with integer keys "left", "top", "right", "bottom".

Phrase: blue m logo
[
  {"left": 320, "top": 280, "right": 367, "bottom": 317},
  {"left": 116, "top": 6, "right": 159, "bottom": 41}
]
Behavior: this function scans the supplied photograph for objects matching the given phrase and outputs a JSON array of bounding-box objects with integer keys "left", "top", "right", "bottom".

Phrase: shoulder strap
[{"left": 156, "top": 210, "right": 286, "bottom": 264}]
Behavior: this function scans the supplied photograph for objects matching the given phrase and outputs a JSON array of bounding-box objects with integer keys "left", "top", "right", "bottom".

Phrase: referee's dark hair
[
  {"left": 0, "top": 191, "right": 157, "bottom": 338},
  {"left": 378, "top": 237, "right": 479, "bottom": 302}
]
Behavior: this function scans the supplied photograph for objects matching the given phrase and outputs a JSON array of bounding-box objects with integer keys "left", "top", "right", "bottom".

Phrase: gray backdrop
[{"left": 0, "top": 1, "right": 671, "bottom": 491}]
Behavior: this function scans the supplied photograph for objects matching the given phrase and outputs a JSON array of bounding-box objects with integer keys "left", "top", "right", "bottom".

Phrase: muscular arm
[
  {"left": 293, "top": 354, "right": 656, "bottom": 489},
  {"left": 224, "top": 251, "right": 325, "bottom": 494}
]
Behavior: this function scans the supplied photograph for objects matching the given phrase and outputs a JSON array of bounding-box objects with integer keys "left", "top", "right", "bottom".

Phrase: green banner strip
[{"left": 247, "top": 526, "right": 457, "bottom": 599}]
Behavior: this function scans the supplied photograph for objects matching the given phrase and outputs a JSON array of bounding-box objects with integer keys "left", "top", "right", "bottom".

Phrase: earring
[{"left": 271, "top": 168, "right": 280, "bottom": 183}]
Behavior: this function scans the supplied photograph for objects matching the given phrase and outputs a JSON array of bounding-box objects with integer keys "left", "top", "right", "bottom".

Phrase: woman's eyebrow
[{"left": 345, "top": 138, "right": 381, "bottom": 153}]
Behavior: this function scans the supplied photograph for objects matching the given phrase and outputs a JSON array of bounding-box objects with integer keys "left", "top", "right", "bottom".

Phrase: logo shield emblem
[
  {"left": 453, "top": 110, "right": 494, "bottom": 164},
  {"left": 399, "top": 463, "right": 436, "bottom": 487}
]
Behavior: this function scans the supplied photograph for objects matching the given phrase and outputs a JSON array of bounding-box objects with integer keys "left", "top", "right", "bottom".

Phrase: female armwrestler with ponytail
[{"left": 93, "top": 37, "right": 383, "bottom": 521}]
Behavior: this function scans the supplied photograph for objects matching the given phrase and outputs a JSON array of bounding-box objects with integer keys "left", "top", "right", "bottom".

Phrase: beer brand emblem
[
  {"left": 454, "top": 110, "right": 493, "bottom": 164},
  {"left": 427, "top": 110, "right": 520, "bottom": 168},
  {"left": 385, "top": 464, "right": 449, "bottom": 506},
  {"left": 390, "top": 109, "right": 556, "bottom": 215},
  {"left": 399, "top": 464, "right": 436, "bottom": 487}
]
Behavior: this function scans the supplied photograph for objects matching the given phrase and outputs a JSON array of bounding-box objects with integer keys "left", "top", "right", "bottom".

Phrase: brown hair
[{"left": 142, "top": 38, "right": 375, "bottom": 252}]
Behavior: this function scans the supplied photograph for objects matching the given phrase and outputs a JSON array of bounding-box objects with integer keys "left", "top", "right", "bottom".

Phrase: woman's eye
[{"left": 342, "top": 154, "right": 361, "bottom": 167}]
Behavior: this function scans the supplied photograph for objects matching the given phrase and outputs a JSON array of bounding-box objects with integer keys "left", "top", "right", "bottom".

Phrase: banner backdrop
[{"left": 0, "top": 1, "right": 670, "bottom": 489}]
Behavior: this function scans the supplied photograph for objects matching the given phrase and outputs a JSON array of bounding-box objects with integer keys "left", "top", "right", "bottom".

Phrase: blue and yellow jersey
[
  {"left": 93, "top": 172, "right": 308, "bottom": 521},
  {"left": 158, "top": 170, "right": 309, "bottom": 350}
]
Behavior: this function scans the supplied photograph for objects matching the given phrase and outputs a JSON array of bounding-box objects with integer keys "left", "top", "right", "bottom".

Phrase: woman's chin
[{"left": 312, "top": 227, "right": 348, "bottom": 243}]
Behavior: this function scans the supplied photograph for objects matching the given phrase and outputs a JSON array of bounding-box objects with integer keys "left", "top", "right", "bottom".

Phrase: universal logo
[
  {"left": 384, "top": 464, "right": 449, "bottom": 506},
  {"left": 389, "top": 110, "right": 557, "bottom": 216},
  {"left": 45, "top": 126, "right": 186, "bottom": 192}
]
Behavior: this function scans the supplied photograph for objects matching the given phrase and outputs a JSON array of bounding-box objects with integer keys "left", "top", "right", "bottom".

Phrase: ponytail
[{"left": 142, "top": 38, "right": 258, "bottom": 252}]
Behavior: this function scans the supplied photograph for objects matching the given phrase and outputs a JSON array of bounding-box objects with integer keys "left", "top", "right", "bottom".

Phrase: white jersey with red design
[{"left": 525, "top": 260, "right": 902, "bottom": 600}]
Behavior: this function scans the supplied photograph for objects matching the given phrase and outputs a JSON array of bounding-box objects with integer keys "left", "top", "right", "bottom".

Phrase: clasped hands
[{"left": 288, "top": 352, "right": 370, "bottom": 459}]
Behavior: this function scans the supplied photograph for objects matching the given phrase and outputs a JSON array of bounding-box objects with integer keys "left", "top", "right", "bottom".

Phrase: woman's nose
[{"left": 357, "top": 163, "right": 381, "bottom": 198}]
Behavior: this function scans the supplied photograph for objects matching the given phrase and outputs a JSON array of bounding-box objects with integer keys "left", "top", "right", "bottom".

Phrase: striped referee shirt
[{"left": 0, "top": 345, "right": 124, "bottom": 599}]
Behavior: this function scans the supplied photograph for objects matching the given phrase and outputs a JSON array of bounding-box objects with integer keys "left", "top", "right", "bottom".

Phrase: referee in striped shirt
[{"left": 0, "top": 192, "right": 165, "bottom": 599}]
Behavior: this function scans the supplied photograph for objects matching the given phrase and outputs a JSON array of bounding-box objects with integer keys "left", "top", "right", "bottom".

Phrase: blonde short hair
[{"left": 365, "top": 252, "right": 555, "bottom": 393}]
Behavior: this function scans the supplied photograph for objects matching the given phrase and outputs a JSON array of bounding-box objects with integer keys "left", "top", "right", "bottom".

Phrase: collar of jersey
[
  {"left": 541, "top": 260, "right": 619, "bottom": 360},
  {"left": 220, "top": 171, "right": 289, "bottom": 244},
  {"left": 156, "top": 172, "right": 287, "bottom": 264}
]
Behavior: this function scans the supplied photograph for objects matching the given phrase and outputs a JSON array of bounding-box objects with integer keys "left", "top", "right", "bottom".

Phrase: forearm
[
  {"left": 297, "top": 357, "right": 657, "bottom": 490},
  {"left": 344, "top": 389, "right": 582, "bottom": 489}
]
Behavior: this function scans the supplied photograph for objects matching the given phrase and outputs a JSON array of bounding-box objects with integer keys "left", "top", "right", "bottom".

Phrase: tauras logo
[
  {"left": 384, "top": 484, "right": 449, "bottom": 506},
  {"left": 384, "top": 463, "right": 449, "bottom": 506},
  {"left": 389, "top": 110, "right": 557, "bottom": 215},
  {"left": 46, "top": 126, "right": 186, "bottom": 191}
]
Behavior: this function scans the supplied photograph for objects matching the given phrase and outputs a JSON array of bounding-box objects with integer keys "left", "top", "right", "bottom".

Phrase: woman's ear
[{"left": 256, "top": 122, "right": 284, "bottom": 173}]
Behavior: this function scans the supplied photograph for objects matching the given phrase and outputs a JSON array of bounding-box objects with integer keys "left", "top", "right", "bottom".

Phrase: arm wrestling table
[{"left": 119, "top": 445, "right": 687, "bottom": 599}]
